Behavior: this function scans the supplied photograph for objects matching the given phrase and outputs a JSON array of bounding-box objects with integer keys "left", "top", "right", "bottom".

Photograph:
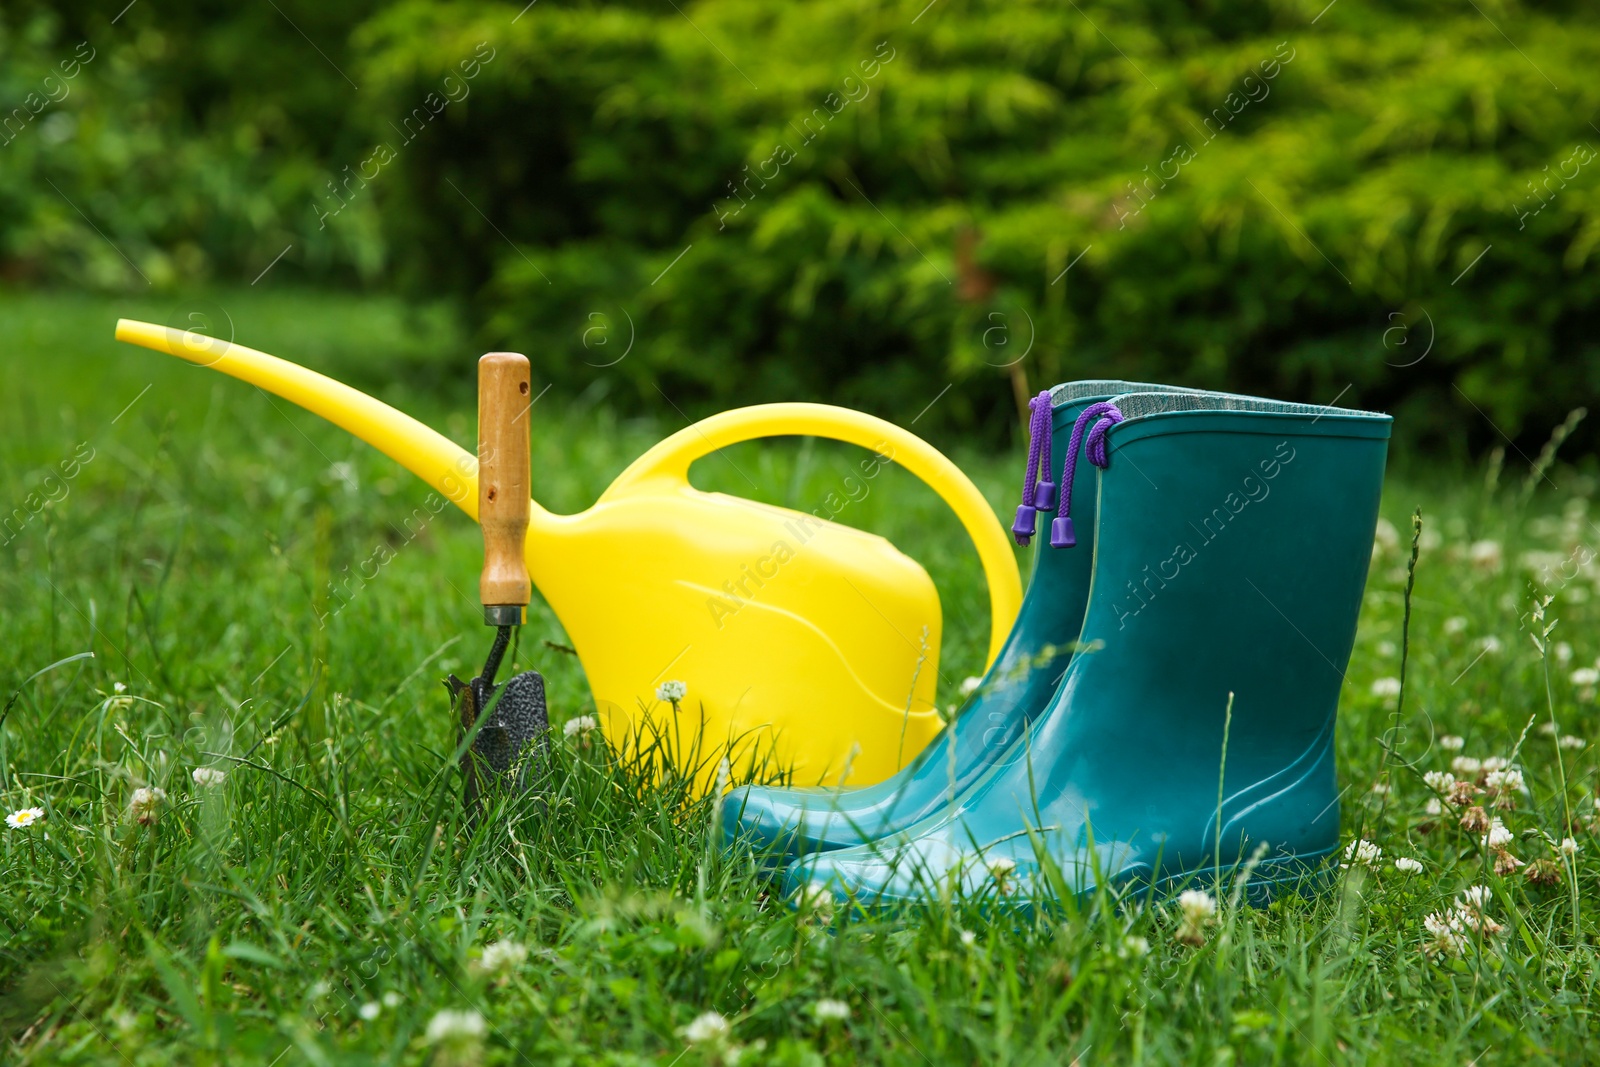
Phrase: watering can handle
[{"left": 606, "top": 403, "right": 1023, "bottom": 667}]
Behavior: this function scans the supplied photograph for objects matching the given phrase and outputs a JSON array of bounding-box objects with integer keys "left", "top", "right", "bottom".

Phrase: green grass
[{"left": 2, "top": 290, "right": 1598, "bottom": 1064}]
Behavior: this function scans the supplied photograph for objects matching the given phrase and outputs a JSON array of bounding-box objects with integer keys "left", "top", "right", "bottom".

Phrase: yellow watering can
[{"left": 114, "top": 320, "right": 1021, "bottom": 786}]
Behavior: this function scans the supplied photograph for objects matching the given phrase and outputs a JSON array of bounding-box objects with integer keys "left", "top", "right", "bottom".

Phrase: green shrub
[{"left": 359, "top": 0, "right": 1600, "bottom": 444}]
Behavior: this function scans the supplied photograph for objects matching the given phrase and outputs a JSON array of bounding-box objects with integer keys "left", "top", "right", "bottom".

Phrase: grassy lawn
[{"left": 2, "top": 291, "right": 1597, "bottom": 1065}]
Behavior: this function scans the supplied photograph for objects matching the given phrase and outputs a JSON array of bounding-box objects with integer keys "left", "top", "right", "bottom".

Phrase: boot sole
[{"left": 792, "top": 846, "right": 1340, "bottom": 917}]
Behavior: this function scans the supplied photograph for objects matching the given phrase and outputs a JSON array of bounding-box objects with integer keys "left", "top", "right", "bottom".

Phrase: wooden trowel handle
[{"left": 478, "top": 352, "right": 532, "bottom": 623}]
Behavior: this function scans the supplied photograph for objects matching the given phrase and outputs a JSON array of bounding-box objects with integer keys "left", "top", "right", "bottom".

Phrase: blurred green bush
[{"left": 4, "top": 0, "right": 1599, "bottom": 446}]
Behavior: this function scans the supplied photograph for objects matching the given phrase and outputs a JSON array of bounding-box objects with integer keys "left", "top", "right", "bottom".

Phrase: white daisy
[{"left": 6, "top": 806, "right": 45, "bottom": 829}]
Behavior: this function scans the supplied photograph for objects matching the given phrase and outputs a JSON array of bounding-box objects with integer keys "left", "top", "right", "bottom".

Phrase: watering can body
[{"left": 114, "top": 321, "right": 1021, "bottom": 786}]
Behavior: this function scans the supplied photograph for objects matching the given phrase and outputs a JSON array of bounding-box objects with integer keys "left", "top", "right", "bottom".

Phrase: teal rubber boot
[
  {"left": 720, "top": 382, "right": 1195, "bottom": 866},
  {"left": 783, "top": 392, "right": 1390, "bottom": 907}
]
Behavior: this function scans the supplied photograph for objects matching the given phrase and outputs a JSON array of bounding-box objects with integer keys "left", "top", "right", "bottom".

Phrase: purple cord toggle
[
  {"left": 1011, "top": 390, "right": 1056, "bottom": 545},
  {"left": 1050, "top": 401, "right": 1123, "bottom": 548}
]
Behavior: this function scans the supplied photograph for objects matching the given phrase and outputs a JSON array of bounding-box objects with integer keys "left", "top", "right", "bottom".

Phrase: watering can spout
[{"left": 112, "top": 318, "right": 557, "bottom": 529}]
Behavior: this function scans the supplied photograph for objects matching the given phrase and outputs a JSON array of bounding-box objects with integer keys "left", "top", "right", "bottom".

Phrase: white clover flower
[
  {"left": 1481, "top": 819, "right": 1513, "bottom": 848},
  {"left": 1451, "top": 756, "right": 1482, "bottom": 776},
  {"left": 358, "top": 1001, "right": 381, "bottom": 1021},
  {"left": 1343, "top": 839, "right": 1382, "bottom": 868},
  {"left": 796, "top": 883, "right": 834, "bottom": 924},
  {"left": 1377, "top": 640, "right": 1397, "bottom": 658},
  {"left": 958, "top": 929, "right": 977, "bottom": 947},
  {"left": 1370, "top": 677, "right": 1402, "bottom": 698},
  {"left": 988, "top": 856, "right": 1017, "bottom": 891},
  {"left": 1485, "top": 767, "right": 1524, "bottom": 793},
  {"left": 1370, "top": 780, "right": 1391, "bottom": 796},
  {"left": 680, "top": 1011, "right": 731, "bottom": 1045},
  {"left": 1481, "top": 756, "right": 1509, "bottom": 773},
  {"left": 191, "top": 767, "right": 226, "bottom": 787},
  {"left": 656, "top": 680, "right": 687, "bottom": 703},
  {"left": 128, "top": 786, "right": 167, "bottom": 824},
  {"left": 382, "top": 991, "right": 403, "bottom": 1009},
  {"left": 811, "top": 999, "right": 850, "bottom": 1022},
  {"left": 1468, "top": 540, "right": 1503, "bottom": 570},
  {"left": 1476, "top": 635, "right": 1503, "bottom": 655},
  {"left": 1571, "top": 667, "right": 1600, "bottom": 687},
  {"left": 478, "top": 940, "right": 528, "bottom": 975},
  {"left": 1556, "top": 642, "right": 1574, "bottom": 664},
  {"left": 1424, "top": 770, "right": 1456, "bottom": 793},
  {"left": 6, "top": 806, "right": 45, "bottom": 829},
  {"left": 1119, "top": 934, "right": 1150, "bottom": 958},
  {"left": 1559, "top": 735, "right": 1586, "bottom": 750},
  {"left": 1373, "top": 519, "right": 1399, "bottom": 552},
  {"left": 1443, "top": 617, "right": 1469, "bottom": 636},
  {"left": 425, "top": 1008, "right": 486, "bottom": 1045},
  {"left": 1439, "top": 735, "right": 1465, "bottom": 752},
  {"left": 1173, "top": 889, "right": 1217, "bottom": 945},
  {"left": 1424, "top": 798, "right": 1443, "bottom": 816},
  {"left": 1450, "top": 888, "right": 1503, "bottom": 936},
  {"left": 1422, "top": 912, "right": 1468, "bottom": 958},
  {"left": 1176, "top": 889, "right": 1217, "bottom": 924},
  {"left": 562, "top": 714, "right": 599, "bottom": 739},
  {"left": 1560, "top": 837, "right": 1581, "bottom": 856},
  {"left": 1394, "top": 857, "right": 1424, "bottom": 874},
  {"left": 113, "top": 682, "right": 127, "bottom": 694},
  {"left": 959, "top": 676, "right": 983, "bottom": 697}
]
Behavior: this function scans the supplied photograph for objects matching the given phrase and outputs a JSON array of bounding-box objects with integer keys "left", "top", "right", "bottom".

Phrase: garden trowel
[{"left": 447, "top": 352, "right": 549, "bottom": 809}]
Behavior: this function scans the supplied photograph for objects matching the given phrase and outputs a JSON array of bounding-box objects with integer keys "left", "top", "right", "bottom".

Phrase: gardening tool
[
  {"left": 786, "top": 391, "right": 1391, "bottom": 907},
  {"left": 113, "top": 320, "right": 1021, "bottom": 789},
  {"left": 447, "top": 353, "right": 550, "bottom": 810},
  {"left": 722, "top": 381, "right": 1195, "bottom": 866}
]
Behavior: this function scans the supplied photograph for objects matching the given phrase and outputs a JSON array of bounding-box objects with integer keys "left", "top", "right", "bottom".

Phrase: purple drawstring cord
[
  {"left": 1011, "top": 391, "right": 1056, "bottom": 545},
  {"left": 1049, "top": 401, "right": 1123, "bottom": 548}
]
